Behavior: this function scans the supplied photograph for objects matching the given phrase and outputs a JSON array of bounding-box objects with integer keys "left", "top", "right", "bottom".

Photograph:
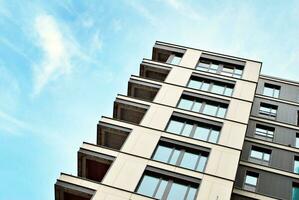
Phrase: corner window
[
  {"left": 177, "top": 95, "right": 228, "bottom": 118},
  {"left": 249, "top": 146, "right": 271, "bottom": 165},
  {"left": 244, "top": 171, "right": 259, "bottom": 192},
  {"left": 259, "top": 103, "right": 277, "bottom": 117},
  {"left": 166, "top": 117, "right": 221, "bottom": 144},
  {"left": 136, "top": 171, "right": 199, "bottom": 200},
  {"left": 152, "top": 141, "right": 209, "bottom": 172},
  {"left": 255, "top": 124, "right": 274, "bottom": 140},
  {"left": 263, "top": 83, "right": 280, "bottom": 98},
  {"left": 294, "top": 157, "right": 299, "bottom": 174}
]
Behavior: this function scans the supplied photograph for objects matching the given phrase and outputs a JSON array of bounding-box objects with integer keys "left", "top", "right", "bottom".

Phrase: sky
[{"left": 0, "top": 0, "right": 299, "bottom": 199}]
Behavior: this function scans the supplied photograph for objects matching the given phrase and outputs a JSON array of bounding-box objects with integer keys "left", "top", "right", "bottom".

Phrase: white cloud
[
  {"left": 0, "top": 110, "right": 28, "bottom": 134},
  {"left": 32, "top": 14, "right": 75, "bottom": 95},
  {"left": 164, "top": 0, "right": 202, "bottom": 21},
  {"left": 126, "top": 0, "right": 158, "bottom": 25}
]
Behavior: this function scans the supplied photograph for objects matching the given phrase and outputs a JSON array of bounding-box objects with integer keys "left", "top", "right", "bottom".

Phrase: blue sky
[{"left": 0, "top": 0, "right": 299, "bottom": 199}]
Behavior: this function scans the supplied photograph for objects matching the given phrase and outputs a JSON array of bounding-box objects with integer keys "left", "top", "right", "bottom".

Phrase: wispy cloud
[
  {"left": 0, "top": 110, "right": 28, "bottom": 134},
  {"left": 164, "top": 0, "right": 202, "bottom": 21},
  {"left": 32, "top": 14, "right": 75, "bottom": 95},
  {"left": 126, "top": 0, "right": 157, "bottom": 25}
]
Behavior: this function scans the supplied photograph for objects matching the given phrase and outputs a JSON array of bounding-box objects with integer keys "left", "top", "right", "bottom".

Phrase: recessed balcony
[
  {"left": 128, "top": 80, "right": 160, "bottom": 102},
  {"left": 97, "top": 123, "right": 130, "bottom": 150},
  {"left": 113, "top": 100, "right": 148, "bottom": 124},
  {"left": 140, "top": 63, "right": 170, "bottom": 82},
  {"left": 78, "top": 149, "right": 114, "bottom": 183},
  {"left": 55, "top": 182, "right": 94, "bottom": 200}
]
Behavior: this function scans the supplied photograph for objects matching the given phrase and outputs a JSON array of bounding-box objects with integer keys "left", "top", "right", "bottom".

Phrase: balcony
[
  {"left": 128, "top": 79, "right": 160, "bottom": 102},
  {"left": 78, "top": 148, "right": 114, "bottom": 183},
  {"left": 113, "top": 99, "right": 148, "bottom": 124},
  {"left": 140, "top": 63, "right": 170, "bottom": 82},
  {"left": 97, "top": 122, "right": 131, "bottom": 150},
  {"left": 55, "top": 181, "right": 94, "bottom": 200}
]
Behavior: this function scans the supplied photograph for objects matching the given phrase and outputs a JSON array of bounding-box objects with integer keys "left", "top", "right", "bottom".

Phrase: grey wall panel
[
  {"left": 257, "top": 78, "right": 299, "bottom": 103},
  {"left": 246, "top": 120, "right": 298, "bottom": 148},
  {"left": 234, "top": 166, "right": 296, "bottom": 199},
  {"left": 241, "top": 141, "right": 298, "bottom": 173},
  {"left": 251, "top": 97, "right": 299, "bottom": 126}
]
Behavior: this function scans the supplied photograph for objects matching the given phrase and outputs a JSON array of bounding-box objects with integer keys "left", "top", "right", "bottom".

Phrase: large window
[
  {"left": 249, "top": 146, "right": 271, "bottom": 165},
  {"left": 244, "top": 171, "right": 259, "bottom": 192},
  {"left": 177, "top": 95, "right": 228, "bottom": 118},
  {"left": 196, "top": 58, "right": 244, "bottom": 78},
  {"left": 255, "top": 124, "right": 274, "bottom": 140},
  {"left": 294, "top": 157, "right": 299, "bottom": 174},
  {"left": 263, "top": 83, "right": 280, "bottom": 98},
  {"left": 187, "top": 76, "right": 234, "bottom": 96},
  {"left": 136, "top": 172, "right": 199, "bottom": 200},
  {"left": 259, "top": 103, "right": 278, "bottom": 117},
  {"left": 166, "top": 117, "right": 221, "bottom": 143},
  {"left": 152, "top": 141, "right": 209, "bottom": 172}
]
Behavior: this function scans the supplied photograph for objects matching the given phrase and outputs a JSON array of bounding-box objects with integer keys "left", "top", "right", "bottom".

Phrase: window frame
[
  {"left": 255, "top": 124, "right": 275, "bottom": 141},
  {"left": 259, "top": 103, "right": 278, "bottom": 118},
  {"left": 296, "top": 133, "right": 299, "bottom": 148},
  {"left": 151, "top": 140, "right": 209, "bottom": 172},
  {"left": 165, "top": 117, "right": 221, "bottom": 144},
  {"left": 177, "top": 94, "right": 229, "bottom": 118},
  {"left": 136, "top": 170, "right": 200, "bottom": 200},
  {"left": 243, "top": 171, "right": 259, "bottom": 192},
  {"left": 263, "top": 83, "right": 280, "bottom": 98},
  {"left": 249, "top": 146, "right": 272, "bottom": 165}
]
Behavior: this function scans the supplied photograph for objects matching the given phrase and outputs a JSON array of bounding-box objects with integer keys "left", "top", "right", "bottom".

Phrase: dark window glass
[
  {"left": 296, "top": 133, "right": 299, "bottom": 148},
  {"left": 293, "top": 184, "right": 299, "bottom": 200}
]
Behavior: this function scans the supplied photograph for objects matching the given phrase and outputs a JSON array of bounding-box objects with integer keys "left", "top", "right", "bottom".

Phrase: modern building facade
[{"left": 54, "top": 41, "right": 299, "bottom": 200}]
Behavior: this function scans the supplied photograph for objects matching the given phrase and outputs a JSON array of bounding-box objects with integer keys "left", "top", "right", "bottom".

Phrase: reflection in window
[
  {"left": 255, "top": 124, "right": 274, "bottom": 140},
  {"left": 136, "top": 172, "right": 198, "bottom": 200},
  {"left": 293, "top": 183, "right": 299, "bottom": 200},
  {"left": 177, "top": 95, "right": 228, "bottom": 118},
  {"left": 196, "top": 58, "right": 244, "bottom": 78},
  {"left": 294, "top": 157, "right": 299, "bottom": 174},
  {"left": 250, "top": 146, "right": 271, "bottom": 165},
  {"left": 259, "top": 103, "right": 278, "bottom": 117},
  {"left": 152, "top": 141, "right": 209, "bottom": 172},
  {"left": 187, "top": 76, "right": 234, "bottom": 96},
  {"left": 263, "top": 83, "right": 280, "bottom": 98},
  {"left": 166, "top": 117, "right": 221, "bottom": 144},
  {"left": 296, "top": 133, "right": 299, "bottom": 148},
  {"left": 244, "top": 171, "right": 259, "bottom": 192}
]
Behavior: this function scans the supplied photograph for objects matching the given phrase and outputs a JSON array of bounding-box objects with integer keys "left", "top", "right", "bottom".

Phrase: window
[
  {"left": 166, "top": 117, "right": 221, "bottom": 143},
  {"left": 263, "top": 83, "right": 280, "bottom": 98},
  {"left": 255, "top": 124, "right": 274, "bottom": 140},
  {"left": 177, "top": 95, "right": 228, "bottom": 118},
  {"left": 293, "top": 183, "right": 299, "bottom": 200},
  {"left": 297, "top": 111, "right": 299, "bottom": 126},
  {"left": 250, "top": 146, "right": 271, "bottom": 164},
  {"left": 169, "top": 55, "right": 182, "bottom": 65},
  {"left": 187, "top": 76, "right": 234, "bottom": 96},
  {"left": 136, "top": 172, "right": 199, "bottom": 200},
  {"left": 296, "top": 133, "right": 299, "bottom": 148},
  {"left": 152, "top": 141, "right": 209, "bottom": 172},
  {"left": 294, "top": 157, "right": 299, "bottom": 174},
  {"left": 259, "top": 103, "right": 277, "bottom": 117},
  {"left": 196, "top": 58, "right": 244, "bottom": 78},
  {"left": 244, "top": 171, "right": 259, "bottom": 192}
]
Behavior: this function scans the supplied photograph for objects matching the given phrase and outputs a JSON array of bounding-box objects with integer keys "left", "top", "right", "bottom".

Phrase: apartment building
[{"left": 54, "top": 41, "right": 299, "bottom": 200}]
